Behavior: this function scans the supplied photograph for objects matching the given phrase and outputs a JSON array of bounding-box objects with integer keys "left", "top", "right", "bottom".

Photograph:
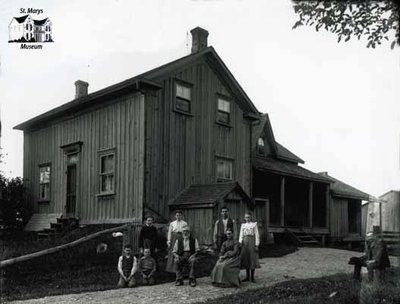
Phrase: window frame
[
  {"left": 215, "top": 157, "right": 234, "bottom": 182},
  {"left": 174, "top": 79, "right": 193, "bottom": 115},
  {"left": 97, "top": 148, "right": 117, "bottom": 196},
  {"left": 38, "top": 163, "right": 51, "bottom": 203},
  {"left": 216, "top": 94, "right": 232, "bottom": 127},
  {"left": 257, "top": 137, "right": 265, "bottom": 156}
]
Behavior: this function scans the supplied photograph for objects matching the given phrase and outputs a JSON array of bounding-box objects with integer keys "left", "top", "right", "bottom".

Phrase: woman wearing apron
[
  {"left": 239, "top": 212, "right": 260, "bottom": 282},
  {"left": 165, "top": 210, "right": 188, "bottom": 273}
]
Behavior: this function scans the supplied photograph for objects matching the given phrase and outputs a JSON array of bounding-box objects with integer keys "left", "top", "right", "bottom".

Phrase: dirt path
[{"left": 7, "top": 248, "right": 373, "bottom": 304}]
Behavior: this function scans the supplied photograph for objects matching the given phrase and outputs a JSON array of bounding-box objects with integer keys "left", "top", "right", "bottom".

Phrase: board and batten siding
[
  {"left": 329, "top": 197, "right": 349, "bottom": 238},
  {"left": 23, "top": 92, "right": 145, "bottom": 224},
  {"left": 144, "top": 58, "right": 252, "bottom": 221}
]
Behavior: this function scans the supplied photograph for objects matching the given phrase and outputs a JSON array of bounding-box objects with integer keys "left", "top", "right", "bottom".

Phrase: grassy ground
[
  {"left": 200, "top": 270, "right": 400, "bottom": 304},
  {"left": 0, "top": 226, "right": 297, "bottom": 302}
]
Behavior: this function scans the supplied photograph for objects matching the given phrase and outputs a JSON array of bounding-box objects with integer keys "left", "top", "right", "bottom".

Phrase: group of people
[{"left": 117, "top": 207, "right": 261, "bottom": 288}]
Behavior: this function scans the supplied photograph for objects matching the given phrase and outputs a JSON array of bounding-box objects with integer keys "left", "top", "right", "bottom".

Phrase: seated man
[
  {"left": 172, "top": 226, "right": 200, "bottom": 287},
  {"left": 349, "top": 226, "right": 391, "bottom": 282}
]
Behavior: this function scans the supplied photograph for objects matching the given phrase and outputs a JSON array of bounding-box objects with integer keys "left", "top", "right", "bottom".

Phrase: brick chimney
[
  {"left": 190, "top": 27, "right": 209, "bottom": 53},
  {"left": 75, "top": 80, "right": 89, "bottom": 99}
]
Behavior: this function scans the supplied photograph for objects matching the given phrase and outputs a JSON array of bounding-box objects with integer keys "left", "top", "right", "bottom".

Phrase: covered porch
[{"left": 253, "top": 157, "right": 331, "bottom": 241}]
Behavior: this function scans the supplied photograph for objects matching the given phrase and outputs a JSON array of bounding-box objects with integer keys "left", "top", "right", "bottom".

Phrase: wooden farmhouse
[{"left": 14, "top": 26, "right": 368, "bottom": 245}]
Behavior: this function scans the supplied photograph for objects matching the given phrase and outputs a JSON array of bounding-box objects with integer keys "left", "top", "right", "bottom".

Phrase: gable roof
[
  {"left": 253, "top": 157, "right": 331, "bottom": 183},
  {"left": 169, "top": 182, "right": 253, "bottom": 208},
  {"left": 34, "top": 18, "right": 48, "bottom": 25},
  {"left": 14, "top": 46, "right": 260, "bottom": 131},
  {"left": 15, "top": 15, "right": 29, "bottom": 23},
  {"left": 252, "top": 113, "right": 304, "bottom": 164},
  {"left": 318, "top": 172, "right": 369, "bottom": 200}
]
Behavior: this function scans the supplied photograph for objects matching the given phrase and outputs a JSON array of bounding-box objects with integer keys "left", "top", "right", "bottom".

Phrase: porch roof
[
  {"left": 318, "top": 172, "right": 369, "bottom": 200},
  {"left": 169, "top": 182, "right": 253, "bottom": 208},
  {"left": 253, "top": 157, "right": 331, "bottom": 183}
]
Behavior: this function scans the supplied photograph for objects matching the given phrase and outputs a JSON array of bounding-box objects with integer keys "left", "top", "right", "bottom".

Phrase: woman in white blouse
[
  {"left": 165, "top": 210, "right": 188, "bottom": 273},
  {"left": 238, "top": 212, "right": 260, "bottom": 282}
]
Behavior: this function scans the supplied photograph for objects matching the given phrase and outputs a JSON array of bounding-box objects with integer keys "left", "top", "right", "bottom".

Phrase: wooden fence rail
[{"left": 0, "top": 225, "right": 129, "bottom": 269}]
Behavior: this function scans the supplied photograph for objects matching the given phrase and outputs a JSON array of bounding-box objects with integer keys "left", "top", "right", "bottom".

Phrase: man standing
[
  {"left": 213, "top": 206, "right": 236, "bottom": 251},
  {"left": 173, "top": 226, "right": 200, "bottom": 287}
]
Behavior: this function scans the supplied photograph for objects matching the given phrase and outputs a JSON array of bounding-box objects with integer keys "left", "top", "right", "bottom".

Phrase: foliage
[
  {"left": 0, "top": 175, "right": 30, "bottom": 232},
  {"left": 292, "top": 1, "right": 400, "bottom": 48}
]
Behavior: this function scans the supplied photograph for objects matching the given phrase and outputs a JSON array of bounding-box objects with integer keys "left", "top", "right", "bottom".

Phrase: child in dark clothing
[
  {"left": 138, "top": 248, "right": 157, "bottom": 285},
  {"left": 139, "top": 216, "right": 158, "bottom": 264}
]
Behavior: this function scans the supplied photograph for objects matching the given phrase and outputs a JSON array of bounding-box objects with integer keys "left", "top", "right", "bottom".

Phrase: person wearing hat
[
  {"left": 165, "top": 210, "right": 188, "bottom": 273},
  {"left": 172, "top": 225, "right": 200, "bottom": 287},
  {"left": 349, "top": 225, "right": 391, "bottom": 282}
]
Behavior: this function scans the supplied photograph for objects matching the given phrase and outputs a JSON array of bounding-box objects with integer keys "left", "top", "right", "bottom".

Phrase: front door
[{"left": 66, "top": 153, "right": 79, "bottom": 217}]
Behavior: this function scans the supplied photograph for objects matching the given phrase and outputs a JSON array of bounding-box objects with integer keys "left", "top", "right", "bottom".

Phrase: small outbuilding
[{"left": 168, "top": 182, "right": 254, "bottom": 245}]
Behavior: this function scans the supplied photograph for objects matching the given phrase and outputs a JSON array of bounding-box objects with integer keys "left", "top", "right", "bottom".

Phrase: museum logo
[{"left": 8, "top": 9, "right": 53, "bottom": 49}]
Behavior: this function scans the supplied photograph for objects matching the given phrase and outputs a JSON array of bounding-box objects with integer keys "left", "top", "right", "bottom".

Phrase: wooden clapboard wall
[
  {"left": 144, "top": 58, "right": 252, "bottom": 220},
  {"left": 330, "top": 198, "right": 349, "bottom": 238},
  {"left": 23, "top": 92, "right": 145, "bottom": 224}
]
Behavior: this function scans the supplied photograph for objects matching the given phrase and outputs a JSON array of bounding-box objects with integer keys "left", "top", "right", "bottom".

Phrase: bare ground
[{"left": 8, "top": 248, "right": 400, "bottom": 304}]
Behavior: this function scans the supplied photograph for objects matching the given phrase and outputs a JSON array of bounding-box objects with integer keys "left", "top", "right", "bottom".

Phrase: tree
[
  {"left": 0, "top": 175, "right": 30, "bottom": 232},
  {"left": 292, "top": 1, "right": 399, "bottom": 49}
]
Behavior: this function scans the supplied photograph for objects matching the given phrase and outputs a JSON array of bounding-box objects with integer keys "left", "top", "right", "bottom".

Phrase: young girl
[
  {"left": 165, "top": 210, "right": 188, "bottom": 273},
  {"left": 239, "top": 212, "right": 260, "bottom": 282}
]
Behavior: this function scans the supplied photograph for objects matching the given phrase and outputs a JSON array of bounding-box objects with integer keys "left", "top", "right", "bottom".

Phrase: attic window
[
  {"left": 257, "top": 137, "right": 265, "bottom": 155},
  {"left": 175, "top": 82, "right": 192, "bottom": 113}
]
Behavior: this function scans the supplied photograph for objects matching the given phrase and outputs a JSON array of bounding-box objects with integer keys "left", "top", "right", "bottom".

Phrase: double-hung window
[
  {"left": 175, "top": 82, "right": 192, "bottom": 113},
  {"left": 216, "top": 158, "right": 233, "bottom": 181},
  {"left": 217, "top": 97, "right": 231, "bottom": 124},
  {"left": 39, "top": 165, "right": 51, "bottom": 201},
  {"left": 99, "top": 151, "right": 115, "bottom": 194}
]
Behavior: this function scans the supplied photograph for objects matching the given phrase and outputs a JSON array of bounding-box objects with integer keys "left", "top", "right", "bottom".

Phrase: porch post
[
  {"left": 308, "top": 182, "right": 313, "bottom": 228},
  {"left": 325, "top": 184, "right": 330, "bottom": 228},
  {"left": 280, "top": 177, "right": 285, "bottom": 226}
]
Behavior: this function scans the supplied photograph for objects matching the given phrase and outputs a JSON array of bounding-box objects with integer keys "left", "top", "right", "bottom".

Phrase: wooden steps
[
  {"left": 25, "top": 214, "right": 80, "bottom": 240},
  {"left": 284, "top": 228, "right": 319, "bottom": 246}
]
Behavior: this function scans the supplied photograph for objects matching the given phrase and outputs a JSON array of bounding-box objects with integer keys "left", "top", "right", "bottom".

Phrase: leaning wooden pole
[{"left": 0, "top": 225, "right": 128, "bottom": 269}]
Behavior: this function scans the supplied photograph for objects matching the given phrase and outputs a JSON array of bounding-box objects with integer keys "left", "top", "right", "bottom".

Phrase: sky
[{"left": 0, "top": 0, "right": 399, "bottom": 198}]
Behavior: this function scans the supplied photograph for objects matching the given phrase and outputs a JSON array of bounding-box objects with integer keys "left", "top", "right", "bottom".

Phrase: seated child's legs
[
  {"left": 127, "top": 276, "right": 137, "bottom": 288},
  {"left": 148, "top": 276, "right": 155, "bottom": 285}
]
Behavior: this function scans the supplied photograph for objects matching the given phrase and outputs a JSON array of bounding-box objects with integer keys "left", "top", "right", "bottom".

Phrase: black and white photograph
[{"left": 0, "top": 1, "right": 399, "bottom": 303}]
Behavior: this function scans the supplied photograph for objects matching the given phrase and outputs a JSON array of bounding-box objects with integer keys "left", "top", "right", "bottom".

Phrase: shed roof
[
  {"left": 14, "top": 46, "right": 260, "bottom": 131},
  {"left": 253, "top": 157, "right": 331, "bottom": 183},
  {"left": 318, "top": 172, "right": 369, "bottom": 200},
  {"left": 169, "top": 182, "right": 253, "bottom": 207}
]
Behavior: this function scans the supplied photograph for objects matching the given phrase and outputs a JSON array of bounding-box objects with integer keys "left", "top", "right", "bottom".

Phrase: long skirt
[
  {"left": 211, "top": 255, "right": 241, "bottom": 287},
  {"left": 165, "top": 232, "right": 182, "bottom": 273},
  {"left": 240, "top": 235, "right": 260, "bottom": 269}
]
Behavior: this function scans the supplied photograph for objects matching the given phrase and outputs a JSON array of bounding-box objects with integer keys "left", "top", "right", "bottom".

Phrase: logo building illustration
[{"left": 8, "top": 14, "right": 53, "bottom": 43}]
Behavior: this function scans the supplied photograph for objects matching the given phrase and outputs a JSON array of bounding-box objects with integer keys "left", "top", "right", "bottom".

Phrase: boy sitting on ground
[
  {"left": 117, "top": 244, "right": 138, "bottom": 288},
  {"left": 138, "top": 248, "right": 157, "bottom": 285}
]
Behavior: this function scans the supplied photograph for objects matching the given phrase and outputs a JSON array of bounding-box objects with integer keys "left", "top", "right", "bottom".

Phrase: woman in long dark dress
[
  {"left": 211, "top": 229, "right": 241, "bottom": 287},
  {"left": 165, "top": 210, "right": 188, "bottom": 273},
  {"left": 239, "top": 212, "right": 260, "bottom": 282}
]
